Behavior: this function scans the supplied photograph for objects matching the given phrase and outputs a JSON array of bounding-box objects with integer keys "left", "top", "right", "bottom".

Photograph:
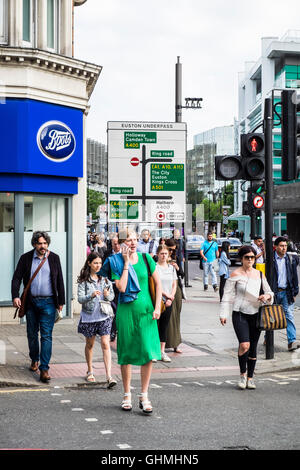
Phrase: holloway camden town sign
[{"left": 37, "top": 121, "right": 76, "bottom": 162}]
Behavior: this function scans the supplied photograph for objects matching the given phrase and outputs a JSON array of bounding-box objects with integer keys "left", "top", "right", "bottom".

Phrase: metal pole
[
  {"left": 264, "top": 97, "right": 274, "bottom": 360},
  {"left": 175, "top": 57, "right": 182, "bottom": 123},
  {"left": 250, "top": 183, "right": 256, "bottom": 239}
]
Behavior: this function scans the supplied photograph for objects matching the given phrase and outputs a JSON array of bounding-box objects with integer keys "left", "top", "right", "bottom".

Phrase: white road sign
[{"left": 107, "top": 121, "right": 187, "bottom": 223}]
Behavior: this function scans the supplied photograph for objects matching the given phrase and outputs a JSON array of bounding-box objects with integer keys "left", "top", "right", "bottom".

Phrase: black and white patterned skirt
[{"left": 78, "top": 317, "right": 113, "bottom": 338}]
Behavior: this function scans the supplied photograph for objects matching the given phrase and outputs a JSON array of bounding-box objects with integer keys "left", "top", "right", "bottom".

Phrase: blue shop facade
[{"left": 0, "top": 98, "right": 84, "bottom": 318}]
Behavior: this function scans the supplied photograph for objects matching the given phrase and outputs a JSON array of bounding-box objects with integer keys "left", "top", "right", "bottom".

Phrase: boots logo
[{"left": 37, "top": 121, "right": 76, "bottom": 162}]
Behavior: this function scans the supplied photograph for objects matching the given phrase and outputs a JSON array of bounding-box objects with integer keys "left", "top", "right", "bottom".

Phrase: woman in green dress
[{"left": 111, "top": 230, "right": 162, "bottom": 414}]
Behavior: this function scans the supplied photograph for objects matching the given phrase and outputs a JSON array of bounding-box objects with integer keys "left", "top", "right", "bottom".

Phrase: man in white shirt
[
  {"left": 251, "top": 236, "right": 265, "bottom": 264},
  {"left": 137, "top": 229, "right": 158, "bottom": 257}
]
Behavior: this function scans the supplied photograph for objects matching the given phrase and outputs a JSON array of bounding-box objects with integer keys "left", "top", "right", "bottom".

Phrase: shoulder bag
[
  {"left": 199, "top": 241, "right": 217, "bottom": 270},
  {"left": 256, "top": 271, "right": 287, "bottom": 331},
  {"left": 142, "top": 253, "right": 166, "bottom": 314},
  {"left": 85, "top": 279, "right": 114, "bottom": 318},
  {"left": 14, "top": 251, "right": 50, "bottom": 319}
]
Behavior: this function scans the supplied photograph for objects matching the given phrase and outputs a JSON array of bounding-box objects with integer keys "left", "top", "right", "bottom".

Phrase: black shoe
[
  {"left": 204, "top": 285, "right": 208, "bottom": 291},
  {"left": 213, "top": 285, "right": 219, "bottom": 292}
]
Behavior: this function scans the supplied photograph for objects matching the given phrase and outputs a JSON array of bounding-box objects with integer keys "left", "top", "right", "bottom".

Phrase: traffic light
[
  {"left": 281, "top": 89, "right": 300, "bottom": 181},
  {"left": 215, "top": 134, "right": 265, "bottom": 181},
  {"left": 240, "top": 133, "right": 265, "bottom": 180},
  {"left": 215, "top": 155, "right": 243, "bottom": 180},
  {"left": 242, "top": 200, "right": 250, "bottom": 216}
]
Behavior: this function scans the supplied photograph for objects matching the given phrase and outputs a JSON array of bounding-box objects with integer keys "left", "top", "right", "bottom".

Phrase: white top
[
  {"left": 220, "top": 274, "right": 274, "bottom": 319},
  {"left": 156, "top": 264, "right": 177, "bottom": 300}
]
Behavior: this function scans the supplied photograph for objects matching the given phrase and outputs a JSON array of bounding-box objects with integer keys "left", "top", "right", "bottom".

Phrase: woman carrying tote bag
[{"left": 220, "top": 245, "right": 274, "bottom": 390}]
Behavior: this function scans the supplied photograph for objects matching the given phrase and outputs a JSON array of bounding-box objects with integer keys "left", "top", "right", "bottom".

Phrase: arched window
[{"left": 0, "top": 0, "right": 8, "bottom": 45}]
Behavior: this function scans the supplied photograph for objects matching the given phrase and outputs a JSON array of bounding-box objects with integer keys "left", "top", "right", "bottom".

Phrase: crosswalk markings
[
  {"left": 85, "top": 418, "right": 98, "bottom": 422},
  {"left": 72, "top": 408, "right": 84, "bottom": 411},
  {"left": 60, "top": 399, "right": 71, "bottom": 403},
  {"left": 161, "top": 383, "right": 182, "bottom": 387},
  {"left": 117, "top": 444, "right": 131, "bottom": 449},
  {"left": 0, "top": 388, "right": 49, "bottom": 394},
  {"left": 101, "top": 430, "right": 114, "bottom": 435}
]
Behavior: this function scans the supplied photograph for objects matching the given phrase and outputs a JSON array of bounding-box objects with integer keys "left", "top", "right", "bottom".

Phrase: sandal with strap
[
  {"left": 138, "top": 392, "right": 153, "bottom": 414},
  {"left": 86, "top": 371, "right": 96, "bottom": 383},
  {"left": 121, "top": 392, "right": 132, "bottom": 411}
]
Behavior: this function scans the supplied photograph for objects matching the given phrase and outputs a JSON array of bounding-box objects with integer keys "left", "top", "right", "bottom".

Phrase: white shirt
[
  {"left": 251, "top": 243, "right": 264, "bottom": 264},
  {"left": 156, "top": 264, "right": 177, "bottom": 301},
  {"left": 220, "top": 274, "right": 274, "bottom": 319}
]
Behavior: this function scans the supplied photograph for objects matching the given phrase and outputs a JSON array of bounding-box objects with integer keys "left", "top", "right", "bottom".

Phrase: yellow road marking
[{"left": 0, "top": 388, "right": 49, "bottom": 394}]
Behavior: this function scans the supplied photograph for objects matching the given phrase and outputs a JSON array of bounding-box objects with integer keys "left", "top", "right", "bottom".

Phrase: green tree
[{"left": 87, "top": 189, "right": 105, "bottom": 220}]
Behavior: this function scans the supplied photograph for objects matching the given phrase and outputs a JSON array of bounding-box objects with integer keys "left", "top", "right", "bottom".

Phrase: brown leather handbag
[
  {"left": 142, "top": 254, "right": 166, "bottom": 314},
  {"left": 14, "top": 251, "right": 50, "bottom": 319},
  {"left": 256, "top": 271, "right": 287, "bottom": 331}
]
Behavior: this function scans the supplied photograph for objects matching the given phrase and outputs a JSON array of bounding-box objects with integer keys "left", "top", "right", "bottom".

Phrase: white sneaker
[
  {"left": 237, "top": 375, "right": 247, "bottom": 390},
  {"left": 152, "top": 359, "right": 157, "bottom": 363},
  {"left": 161, "top": 352, "right": 171, "bottom": 363},
  {"left": 246, "top": 378, "right": 256, "bottom": 389}
]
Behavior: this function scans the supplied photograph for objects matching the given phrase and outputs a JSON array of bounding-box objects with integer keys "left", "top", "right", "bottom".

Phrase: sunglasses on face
[{"left": 244, "top": 255, "right": 255, "bottom": 260}]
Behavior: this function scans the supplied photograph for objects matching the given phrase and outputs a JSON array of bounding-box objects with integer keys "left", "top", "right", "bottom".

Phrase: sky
[{"left": 74, "top": 0, "right": 300, "bottom": 149}]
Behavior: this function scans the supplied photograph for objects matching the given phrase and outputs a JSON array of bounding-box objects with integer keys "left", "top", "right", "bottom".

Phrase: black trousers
[
  {"left": 219, "top": 275, "right": 227, "bottom": 301},
  {"left": 158, "top": 305, "right": 172, "bottom": 343},
  {"left": 232, "top": 311, "right": 261, "bottom": 377}
]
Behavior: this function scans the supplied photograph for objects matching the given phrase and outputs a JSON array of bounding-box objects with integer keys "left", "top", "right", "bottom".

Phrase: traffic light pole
[{"left": 264, "top": 98, "right": 274, "bottom": 360}]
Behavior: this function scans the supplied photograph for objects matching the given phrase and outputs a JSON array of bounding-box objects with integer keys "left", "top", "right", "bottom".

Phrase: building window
[
  {"left": 47, "top": 0, "right": 60, "bottom": 52},
  {"left": 23, "top": 0, "right": 37, "bottom": 46},
  {"left": 0, "top": 193, "right": 14, "bottom": 302},
  {"left": 0, "top": 0, "right": 8, "bottom": 45}
]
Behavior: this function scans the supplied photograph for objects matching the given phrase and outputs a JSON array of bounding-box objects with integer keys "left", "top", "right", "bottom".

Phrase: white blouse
[{"left": 220, "top": 274, "right": 274, "bottom": 319}]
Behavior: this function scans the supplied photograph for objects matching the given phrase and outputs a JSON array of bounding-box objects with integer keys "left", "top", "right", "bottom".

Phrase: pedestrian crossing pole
[{"left": 264, "top": 98, "right": 274, "bottom": 360}]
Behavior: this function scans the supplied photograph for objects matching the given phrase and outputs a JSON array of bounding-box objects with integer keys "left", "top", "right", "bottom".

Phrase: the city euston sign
[
  {"left": 37, "top": 121, "right": 76, "bottom": 162},
  {"left": 107, "top": 121, "right": 186, "bottom": 223}
]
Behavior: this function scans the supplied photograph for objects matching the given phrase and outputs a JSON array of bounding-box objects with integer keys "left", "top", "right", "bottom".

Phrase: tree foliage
[{"left": 87, "top": 189, "right": 106, "bottom": 219}]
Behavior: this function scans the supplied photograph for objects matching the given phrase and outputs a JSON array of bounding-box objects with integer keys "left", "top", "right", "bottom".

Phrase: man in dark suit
[
  {"left": 12, "top": 231, "right": 65, "bottom": 382},
  {"left": 272, "top": 236, "right": 299, "bottom": 351}
]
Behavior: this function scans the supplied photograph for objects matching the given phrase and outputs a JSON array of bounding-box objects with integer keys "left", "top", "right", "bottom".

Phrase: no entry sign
[
  {"left": 253, "top": 195, "right": 264, "bottom": 209},
  {"left": 130, "top": 157, "right": 140, "bottom": 166}
]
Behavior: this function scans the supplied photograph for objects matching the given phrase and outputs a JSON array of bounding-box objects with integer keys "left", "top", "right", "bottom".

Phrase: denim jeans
[
  {"left": 276, "top": 290, "right": 297, "bottom": 344},
  {"left": 203, "top": 262, "right": 217, "bottom": 287},
  {"left": 26, "top": 296, "right": 56, "bottom": 371}
]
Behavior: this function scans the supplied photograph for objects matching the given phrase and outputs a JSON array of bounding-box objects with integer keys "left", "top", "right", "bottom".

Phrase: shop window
[
  {"left": 47, "top": 0, "right": 60, "bottom": 52},
  {"left": 0, "top": 0, "right": 8, "bottom": 45},
  {"left": 0, "top": 193, "right": 14, "bottom": 302}
]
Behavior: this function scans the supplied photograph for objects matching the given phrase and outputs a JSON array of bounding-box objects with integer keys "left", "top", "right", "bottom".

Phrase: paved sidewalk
[{"left": 0, "top": 279, "right": 300, "bottom": 388}]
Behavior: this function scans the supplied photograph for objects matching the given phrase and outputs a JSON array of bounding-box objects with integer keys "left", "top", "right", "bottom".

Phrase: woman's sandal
[
  {"left": 86, "top": 371, "right": 96, "bottom": 383},
  {"left": 138, "top": 392, "right": 153, "bottom": 414},
  {"left": 121, "top": 392, "right": 132, "bottom": 411}
]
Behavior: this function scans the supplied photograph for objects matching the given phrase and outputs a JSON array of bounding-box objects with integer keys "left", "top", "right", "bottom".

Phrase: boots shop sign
[{"left": 37, "top": 121, "right": 76, "bottom": 162}]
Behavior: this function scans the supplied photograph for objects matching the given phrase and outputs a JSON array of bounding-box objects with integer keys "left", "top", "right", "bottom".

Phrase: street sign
[
  {"left": 253, "top": 194, "right": 264, "bottom": 209},
  {"left": 130, "top": 157, "right": 140, "bottom": 167},
  {"left": 107, "top": 121, "right": 186, "bottom": 222}
]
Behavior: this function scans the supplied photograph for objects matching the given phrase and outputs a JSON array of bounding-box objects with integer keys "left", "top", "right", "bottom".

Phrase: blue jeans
[
  {"left": 276, "top": 290, "right": 297, "bottom": 344},
  {"left": 26, "top": 297, "right": 56, "bottom": 371},
  {"left": 203, "top": 262, "right": 217, "bottom": 287}
]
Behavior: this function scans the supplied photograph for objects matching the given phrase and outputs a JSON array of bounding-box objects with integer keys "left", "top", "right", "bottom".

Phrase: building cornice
[{"left": 0, "top": 47, "right": 102, "bottom": 99}]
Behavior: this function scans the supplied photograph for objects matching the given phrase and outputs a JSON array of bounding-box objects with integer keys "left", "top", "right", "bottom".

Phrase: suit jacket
[
  {"left": 11, "top": 250, "right": 65, "bottom": 309},
  {"left": 272, "top": 252, "right": 299, "bottom": 305}
]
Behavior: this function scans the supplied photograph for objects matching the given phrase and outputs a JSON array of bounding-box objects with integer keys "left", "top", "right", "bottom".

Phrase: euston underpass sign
[{"left": 107, "top": 121, "right": 186, "bottom": 222}]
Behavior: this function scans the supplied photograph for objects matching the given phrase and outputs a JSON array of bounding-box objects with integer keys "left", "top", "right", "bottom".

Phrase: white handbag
[
  {"left": 99, "top": 300, "right": 114, "bottom": 318},
  {"left": 212, "top": 258, "right": 219, "bottom": 273}
]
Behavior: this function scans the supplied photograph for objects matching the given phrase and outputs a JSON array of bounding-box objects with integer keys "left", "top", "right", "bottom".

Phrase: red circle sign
[
  {"left": 253, "top": 195, "right": 264, "bottom": 209},
  {"left": 130, "top": 157, "right": 140, "bottom": 166},
  {"left": 156, "top": 211, "right": 165, "bottom": 221}
]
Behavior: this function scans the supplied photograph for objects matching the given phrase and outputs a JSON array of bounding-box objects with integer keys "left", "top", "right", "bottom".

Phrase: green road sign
[
  {"left": 110, "top": 187, "right": 134, "bottom": 195},
  {"left": 150, "top": 150, "right": 174, "bottom": 158},
  {"left": 124, "top": 131, "right": 157, "bottom": 149},
  {"left": 109, "top": 200, "right": 139, "bottom": 220},
  {"left": 150, "top": 163, "right": 184, "bottom": 191}
]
